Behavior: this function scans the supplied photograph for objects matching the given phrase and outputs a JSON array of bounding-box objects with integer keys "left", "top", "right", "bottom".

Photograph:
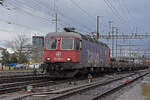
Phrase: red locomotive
[
  {"left": 41, "top": 29, "right": 149, "bottom": 77},
  {"left": 42, "top": 31, "right": 110, "bottom": 77}
]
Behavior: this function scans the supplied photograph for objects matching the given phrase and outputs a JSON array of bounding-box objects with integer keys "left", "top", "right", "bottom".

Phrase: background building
[
  {"left": 32, "top": 36, "right": 44, "bottom": 63},
  {"left": 32, "top": 36, "right": 44, "bottom": 49},
  {"left": 0, "top": 47, "right": 5, "bottom": 61}
]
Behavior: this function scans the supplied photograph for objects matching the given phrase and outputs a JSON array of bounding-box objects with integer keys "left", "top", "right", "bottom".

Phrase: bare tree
[{"left": 8, "top": 34, "right": 31, "bottom": 64}]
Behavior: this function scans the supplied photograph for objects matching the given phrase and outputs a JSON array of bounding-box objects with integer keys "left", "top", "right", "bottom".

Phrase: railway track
[
  {"left": 10, "top": 70, "right": 149, "bottom": 100},
  {"left": 91, "top": 72, "right": 149, "bottom": 100},
  {"left": 0, "top": 73, "right": 56, "bottom": 94},
  {"left": 0, "top": 72, "right": 87, "bottom": 95},
  {"left": 0, "top": 73, "right": 49, "bottom": 84}
]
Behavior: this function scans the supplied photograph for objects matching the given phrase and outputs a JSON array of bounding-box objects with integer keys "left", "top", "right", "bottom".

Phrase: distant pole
[
  {"left": 119, "top": 45, "right": 122, "bottom": 57},
  {"left": 108, "top": 21, "right": 112, "bottom": 51},
  {"left": 116, "top": 28, "right": 118, "bottom": 57},
  {"left": 112, "top": 27, "right": 115, "bottom": 58},
  {"left": 145, "top": 49, "right": 147, "bottom": 61},
  {"left": 97, "top": 16, "right": 100, "bottom": 40},
  {"left": 53, "top": 0, "right": 58, "bottom": 32},
  {"left": 56, "top": 13, "right": 58, "bottom": 32},
  {"left": 52, "top": 12, "right": 59, "bottom": 32},
  {"left": 108, "top": 21, "right": 112, "bottom": 36},
  {"left": 129, "top": 41, "right": 131, "bottom": 58}
]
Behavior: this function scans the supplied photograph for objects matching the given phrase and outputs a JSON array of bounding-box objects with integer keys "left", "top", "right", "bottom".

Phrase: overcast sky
[{"left": 0, "top": 0, "right": 150, "bottom": 53}]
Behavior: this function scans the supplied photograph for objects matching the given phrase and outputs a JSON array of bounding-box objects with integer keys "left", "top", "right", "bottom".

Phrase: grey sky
[{"left": 0, "top": 0, "right": 150, "bottom": 50}]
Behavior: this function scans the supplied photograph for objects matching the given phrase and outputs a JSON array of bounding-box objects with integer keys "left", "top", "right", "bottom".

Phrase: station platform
[{"left": 116, "top": 81, "right": 150, "bottom": 100}]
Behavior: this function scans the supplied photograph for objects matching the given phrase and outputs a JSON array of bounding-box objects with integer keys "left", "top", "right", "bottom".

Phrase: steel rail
[
  {"left": 49, "top": 72, "right": 148, "bottom": 100},
  {"left": 13, "top": 71, "right": 148, "bottom": 100},
  {"left": 91, "top": 72, "right": 149, "bottom": 100}
]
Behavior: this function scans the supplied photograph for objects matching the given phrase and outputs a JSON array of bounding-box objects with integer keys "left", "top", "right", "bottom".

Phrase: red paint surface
[
  {"left": 44, "top": 36, "right": 82, "bottom": 63},
  {"left": 44, "top": 50, "right": 81, "bottom": 62}
]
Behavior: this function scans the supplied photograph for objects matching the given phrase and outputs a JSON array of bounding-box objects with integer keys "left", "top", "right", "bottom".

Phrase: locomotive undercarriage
[
  {"left": 41, "top": 62, "right": 83, "bottom": 78},
  {"left": 42, "top": 62, "right": 112, "bottom": 77}
]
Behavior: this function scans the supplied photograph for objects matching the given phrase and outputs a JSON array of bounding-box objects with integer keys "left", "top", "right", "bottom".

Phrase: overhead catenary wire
[
  {"left": 32, "top": 0, "right": 93, "bottom": 32},
  {"left": 112, "top": 0, "right": 136, "bottom": 32},
  {"left": 11, "top": 0, "right": 93, "bottom": 33},
  {"left": 69, "top": 0, "right": 96, "bottom": 21},
  {"left": 119, "top": 0, "right": 139, "bottom": 32},
  {"left": 31, "top": 0, "right": 91, "bottom": 32},
  {"left": 103, "top": 0, "right": 133, "bottom": 31},
  {"left": 0, "top": 27, "right": 36, "bottom": 34},
  {"left": 0, "top": 18, "right": 48, "bottom": 33},
  {"left": 39, "top": 0, "right": 93, "bottom": 32},
  {"left": 5, "top": 1, "right": 67, "bottom": 32},
  {"left": 4, "top": 0, "right": 132, "bottom": 34},
  {"left": 8, "top": 1, "right": 52, "bottom": 23},
  {"left": 0, "top": 28, "right": 19, "bottom": 33}
]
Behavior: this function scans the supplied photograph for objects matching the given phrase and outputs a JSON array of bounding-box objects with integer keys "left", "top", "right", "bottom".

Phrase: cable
[
  {"left": 2, "top": 19, "right": 49, "bottom": 32},
  {"left": 0, "top": 28, "right": 17, "bottom": 33},
  {"left": 8, "top": 1, "right": 52, "bottom": 23},
  {"left": 15, "top": 0, "right": 93, "bottom": 32},
  {"left": 106, "top": 0, "right": 127, "bottom": 23},
  {"left": 69, "top": 0, "right": 95, "bottom": 21},
  {"left": 103, "top": 0, "right": 133, "bottom": 31},
  {"left": 10, "top": 0, "right": 85, "bottom": 32},
  {"left": 44, "top": 0, "right": 93, "bottom": 32},
  {"left": 113, "top": 0, "right": 136, "bottom": 30},
  {"left": 119, "top": 0, "right": 138, "bottom": 31}
]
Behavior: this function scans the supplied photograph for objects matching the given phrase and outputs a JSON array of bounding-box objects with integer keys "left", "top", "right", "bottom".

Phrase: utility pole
[
  {"left": 55, "top": 13, "right": 58, "bottom": 32},
  {"left": 52, "top": 0, "right": 59, "bottom": 32},
  {"left": 108, "top": 21, "right": 112, "bottom": 36},
  {"left": 112, "top": 27, "right": 115, "bottom": 58},
  {"left": 129, "top": 40, "right": 131, "bottom": 58},
  {"left": 116, "top": 28, "right": 118, "bottom": 57},
  {"left": 52, "top": 13, "right": 60, "bottom": 32},
  {"left": 97, "top": 16, "right": 100, "bottom": 40},
  {"left": 119, "top": 45, "right": 122, "bottom": 57},
  {"left": 145, "top": 49, "right": 147, "bottom": 61},
  {"left": 107, "top": 21, "right": 112, "bottom": 45}
]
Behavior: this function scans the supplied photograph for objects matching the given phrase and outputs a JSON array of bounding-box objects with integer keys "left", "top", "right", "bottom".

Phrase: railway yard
[
  {"left": 1, "top": 0, "right": 150, "bottom": 100},
  {"left": 0, "top": 70, "right": 148, "bottom": 100}
]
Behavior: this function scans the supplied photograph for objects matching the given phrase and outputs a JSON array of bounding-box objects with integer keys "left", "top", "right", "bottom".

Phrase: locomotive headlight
[
  {"left": 67, "top": 58, "right": 72, "bottom": 61},
  {"left": 47, "top": 58, "right": 50, "bottom": 61}
]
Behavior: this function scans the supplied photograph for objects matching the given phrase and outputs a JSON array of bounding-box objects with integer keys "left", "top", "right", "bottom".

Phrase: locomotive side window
[
  {"left": 61, "top": 38, "right": 73, "bottom": 49},
  {"left": 80, "top": 40, "right": 82, "bottom": 50},
  {"left": 46, "top": 38, "right": 57, "bottom": 50},
  {"left": 74, "top": 39, "right": 80, "bottom": 50}
]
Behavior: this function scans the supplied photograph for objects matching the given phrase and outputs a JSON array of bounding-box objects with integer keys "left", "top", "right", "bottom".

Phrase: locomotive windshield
[
  {"left": 61, "top": 38, "right": 73, "bottom": 49},
  {"left": 46, "top": 38, "right": 57, "bottom": 50}
]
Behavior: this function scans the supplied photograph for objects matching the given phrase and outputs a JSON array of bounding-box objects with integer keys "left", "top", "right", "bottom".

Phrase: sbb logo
[{"left": 56, "top": 51, "right": 61, "bottom": 57}]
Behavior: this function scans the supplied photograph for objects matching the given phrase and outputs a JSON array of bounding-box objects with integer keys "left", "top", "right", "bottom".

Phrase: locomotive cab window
[
  {"left": 61, "top": 38, "right": 73, "bottom": 49},
  {"left": 46, "top": 38, "right": 57, "bottom": 50}
]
